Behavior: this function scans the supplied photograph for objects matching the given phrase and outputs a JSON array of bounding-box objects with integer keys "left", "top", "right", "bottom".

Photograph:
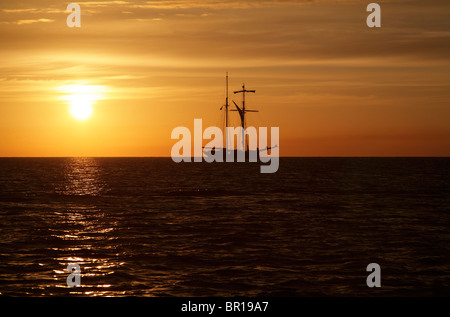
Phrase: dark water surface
[{"left": 0, "top": 157, "right": 449, "bottom": 296}]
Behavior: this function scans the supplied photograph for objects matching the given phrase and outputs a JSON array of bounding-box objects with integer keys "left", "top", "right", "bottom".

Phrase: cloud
[
  {"left": 3, "top": 8, "right": 39, "bottom": 13},
  {"left": 3, "top": 8, "right": 64, "bottom": 14},
  {"left": 0, "top": 18, "right": 55, "bottom": 25},
  {"left": 15, "top": 18, "right": 54, "bottom": 25},
  {"left": 76, "top": 1, "right": 131, "bottom": 7},
  {"left": 75, "top": 0, "right": 312, "bottom": 9}
]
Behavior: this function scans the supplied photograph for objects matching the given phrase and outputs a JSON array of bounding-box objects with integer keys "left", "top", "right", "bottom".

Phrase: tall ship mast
[
  {"left": 204, "top": 73, "right": 273, "bottom": 160},
  {"left": 231, "top": 83, "right": 258, "bottom": 151},
  {"left": 225, "top": 72, "right": 229, "bottom": 151}
]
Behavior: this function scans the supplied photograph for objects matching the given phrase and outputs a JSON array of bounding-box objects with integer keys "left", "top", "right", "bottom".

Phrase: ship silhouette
[{"left": 203, "top": 73, "right": 277, "bottom": 161}]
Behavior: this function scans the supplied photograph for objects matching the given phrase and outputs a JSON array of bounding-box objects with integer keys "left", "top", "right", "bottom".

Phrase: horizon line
[{"left": 0, "top": 156, "right": 449, "bottom": 158}]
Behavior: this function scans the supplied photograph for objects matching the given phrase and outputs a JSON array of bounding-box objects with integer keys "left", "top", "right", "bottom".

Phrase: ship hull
[{"left": 203, "top": 148, "right": 261, "bottom": 162}]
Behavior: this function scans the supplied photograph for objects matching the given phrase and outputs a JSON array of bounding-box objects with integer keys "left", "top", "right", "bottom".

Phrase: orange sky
[{"left": 1, "top": 0, "right": 449, "bottom": 157}]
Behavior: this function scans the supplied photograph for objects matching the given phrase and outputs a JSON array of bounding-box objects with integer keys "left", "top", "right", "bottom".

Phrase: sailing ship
[{"left": 203, "top": 73, "right": 276, "bottom": 161}]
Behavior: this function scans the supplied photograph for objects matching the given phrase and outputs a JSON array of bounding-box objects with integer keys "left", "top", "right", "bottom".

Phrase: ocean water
[{"left": 0, "top": 157, "right": 449, "bottom": 296}]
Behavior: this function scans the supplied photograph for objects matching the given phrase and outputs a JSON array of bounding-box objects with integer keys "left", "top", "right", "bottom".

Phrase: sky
[{"left": 0, "top": 0, "right": 449, "bottom": 156}]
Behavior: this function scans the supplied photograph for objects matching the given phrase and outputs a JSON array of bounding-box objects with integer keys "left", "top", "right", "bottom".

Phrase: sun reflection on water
[
  {"left": 49, "top": 158, "right": 123, "bottom": 296},
  {"left": 59, "top": 157, "right": 107, "bottom": 196}
]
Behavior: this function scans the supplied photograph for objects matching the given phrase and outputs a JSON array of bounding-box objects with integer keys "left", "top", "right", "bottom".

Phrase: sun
[
  {"left": 58, "top": 84, "right": 108, "bottom": 121},
  {"left": 69, "top": 96, "right": 94, "bottom": 121}
]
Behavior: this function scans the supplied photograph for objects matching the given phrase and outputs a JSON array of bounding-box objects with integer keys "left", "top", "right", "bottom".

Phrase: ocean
[{"left": 0, "top": 157, "right": 449, "bottom": 296}]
